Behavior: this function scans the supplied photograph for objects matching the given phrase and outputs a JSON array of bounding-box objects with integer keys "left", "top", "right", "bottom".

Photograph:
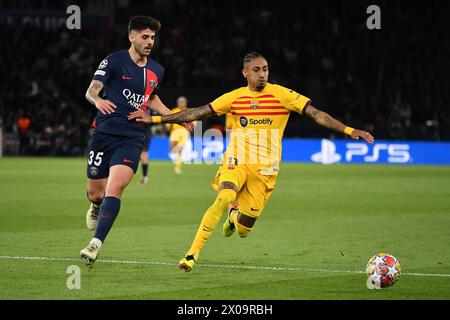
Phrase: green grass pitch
[{"left": 0, "top": 157, "right": 449, "bottom": 299}]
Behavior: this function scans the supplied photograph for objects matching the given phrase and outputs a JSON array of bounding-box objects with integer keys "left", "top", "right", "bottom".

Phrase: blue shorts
[{"left": 86, "top": 132, "right": 144, "bottom": 179}]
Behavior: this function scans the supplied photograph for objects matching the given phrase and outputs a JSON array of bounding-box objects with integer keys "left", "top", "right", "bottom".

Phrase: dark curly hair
[{"left": 128, "top": 16, "right": 161, "bottom": 34}]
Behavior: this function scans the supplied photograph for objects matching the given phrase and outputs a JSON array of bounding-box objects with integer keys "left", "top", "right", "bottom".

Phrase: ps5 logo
[
  {"left": 312, "top": 139, "right": 411, "bottom": 164},
  {"left": 312, "top": 139, "right": 341, "bottom": 164}
]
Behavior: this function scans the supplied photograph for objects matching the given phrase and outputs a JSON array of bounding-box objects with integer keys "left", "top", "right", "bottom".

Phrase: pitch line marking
[{"left": 0, "top": 255, "right": 449, "bottom": 278}]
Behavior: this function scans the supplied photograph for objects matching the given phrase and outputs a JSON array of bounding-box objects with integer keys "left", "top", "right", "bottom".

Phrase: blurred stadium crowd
[{"left": 0, "top": 0, "right": 448, "bottom": 155}]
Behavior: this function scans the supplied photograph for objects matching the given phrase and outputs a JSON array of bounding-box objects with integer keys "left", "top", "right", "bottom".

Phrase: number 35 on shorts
[{"left": 88, "top": 151, "right": 104, "bottom": 166}]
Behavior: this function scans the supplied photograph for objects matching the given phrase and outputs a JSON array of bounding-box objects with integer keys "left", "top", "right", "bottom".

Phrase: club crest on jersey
[
  {"left": 250, "top": 100, "right": 260, "bottom": 109},
  {"left": 149, "top": 80, "right": 157, "bottom": 88}
]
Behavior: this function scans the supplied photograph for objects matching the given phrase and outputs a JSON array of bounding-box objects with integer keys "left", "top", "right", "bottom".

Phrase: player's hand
[
  {"left": 182, "top": 122, "right": 195, "bottom": 134},
  {"left": 94, "top": 98, "right": 117, "bottom": 115},
  {"left": 128, "top": 109, "right": 152, "bottom": 123},
  {"left": 351, "top": 129, "right": 375, "bottom": 144}
]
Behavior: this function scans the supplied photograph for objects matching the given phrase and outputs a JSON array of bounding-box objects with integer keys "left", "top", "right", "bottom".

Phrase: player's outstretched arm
[
  {"left": 128, "top": 104, "right": 213, "bottom": 124},
  {"left": 85, "top": 80, "right": 117, "bottom": 115},
  {"left": 304, "top": 104, "right": 375, "bottom": 144},
  {"left": 147, "top": 95, "right": 173, "bottom": 116},
  {"left": 147, "top": 94, "right": 195, "bottom": 133}
]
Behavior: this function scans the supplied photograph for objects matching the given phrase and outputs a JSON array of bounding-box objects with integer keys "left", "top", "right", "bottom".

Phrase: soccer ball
[{"left": 366, "top": 253, "right": 401, "bottom": 289}]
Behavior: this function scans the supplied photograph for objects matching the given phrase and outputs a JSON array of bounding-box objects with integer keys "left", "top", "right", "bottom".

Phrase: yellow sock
[
  {"left": 236, "top": 221, "right": 252, "bottom": 238},
  {"left": 230, "top": 210, "right": 253, "bottom": 238},
  {"left": 175, "top": 152, "right": 182, "bottom": 171},
  {"left": 187, "top": 189, "right": 236, "bottom": 259}
]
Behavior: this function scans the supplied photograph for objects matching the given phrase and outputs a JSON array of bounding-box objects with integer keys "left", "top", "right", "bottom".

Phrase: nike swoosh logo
[
  {"left": 122, "top": 75, "right": 132, "bottom": 80},
  {"left": 123, "top": 159, "right": 135, "bottom": 163}
]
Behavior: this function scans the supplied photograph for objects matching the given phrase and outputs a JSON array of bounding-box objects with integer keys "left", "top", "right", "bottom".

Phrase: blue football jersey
[{"left": 91, "top": 49, "right": 164, "bottom": 137}]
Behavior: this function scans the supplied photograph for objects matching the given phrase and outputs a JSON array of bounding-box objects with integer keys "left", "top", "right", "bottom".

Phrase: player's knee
[
  {"left": 105, "top": 180, "right": 129, "bottom": 198},
  {"left": 107, "top": 184, "right": 126, "bottom": 197},
  {"left": 215, "top": 189, "right": 236, "bottom": 210},
  {"left": 140, "top": 152, "right": 148, "bottom": 162},
  {"left": 86, "top": 190, "right": 103, "bottom": 203}
]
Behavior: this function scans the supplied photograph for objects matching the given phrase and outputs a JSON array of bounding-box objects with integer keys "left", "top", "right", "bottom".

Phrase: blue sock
[
  {"left": 94, "top": 196, "right": 121, "bottom": 242},
  {"left": 142, "top": 163, "right": 148, "bottom": 177}
]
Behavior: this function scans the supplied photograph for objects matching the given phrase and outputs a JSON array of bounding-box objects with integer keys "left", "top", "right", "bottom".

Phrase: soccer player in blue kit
[{"left": 81, "top": 16, "right": 193, "bottom": 265}]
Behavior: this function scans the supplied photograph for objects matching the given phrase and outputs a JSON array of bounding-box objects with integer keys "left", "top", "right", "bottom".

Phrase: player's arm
[
  {"left": 146, "top": 95, "right": 195, "bottom": 132},
  {"left": 304, "top": 104, "right": 375, "bottom": 144},
  {"left": 85, "top": 80, "right": 117, "bottom": 115},
  {"left": 128, "top": 104, "right": 213, "bottom": 124},
  {"left": 147, "top": 94, "right": 173, "bottom": 116}
]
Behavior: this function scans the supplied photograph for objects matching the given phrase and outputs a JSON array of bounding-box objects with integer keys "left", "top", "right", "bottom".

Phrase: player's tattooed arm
[
  {"left": 85, "top": 80, "right": 103, "bottom": 105},
  {"left": 304, "top": 105, "right": 346, "bottom": 132},
  {"left": 161, "top": 105, "right": 213, "bottom": 123},
  {"left": 85, "top": 80, "right": 117, "bottom": 115},
  {"left": 304, "top": 104, "right": 375, "bottom": 143},
  {"left": 128, "top": 104, "right": 213, "bottom": 124},
  {"left": 147, "top": 95, "right": 196, "bottom": 133}
]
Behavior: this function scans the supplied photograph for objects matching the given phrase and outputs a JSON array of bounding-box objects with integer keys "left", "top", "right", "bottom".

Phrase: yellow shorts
[{"left": 211, "top": 164, "right": 277, "bottom": 219}]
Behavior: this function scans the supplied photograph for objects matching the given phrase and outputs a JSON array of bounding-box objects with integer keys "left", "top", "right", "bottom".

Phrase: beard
[
  {"left": 137, "top": 45, "right": 151, "bottom": 56},
  {"left": 141, "top": 49, "right": 151, "bottom": 56},
  {"left": 255, "top": 81, "right": 266, "bottom": 91}
]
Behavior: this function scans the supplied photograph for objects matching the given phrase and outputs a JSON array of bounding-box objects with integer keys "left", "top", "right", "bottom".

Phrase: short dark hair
[
  {"left": 128, "top": 16, "right": 161, "bottom": 34},
  {"left": 243, "top": 52, "right": 266, "bottom": 67}
]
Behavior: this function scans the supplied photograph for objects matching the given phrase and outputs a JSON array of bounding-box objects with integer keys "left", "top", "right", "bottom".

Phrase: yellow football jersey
[
  {"left": 210, "top": 83, "right": 310, "bottom": 175},
  {"left": 225, "top": 113, "right": 236, "bottom": 129}
]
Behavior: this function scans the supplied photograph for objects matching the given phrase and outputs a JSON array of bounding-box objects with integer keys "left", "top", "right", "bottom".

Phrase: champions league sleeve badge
[{"left": 98, "top": 59, "right": 108, "bottom": 69}]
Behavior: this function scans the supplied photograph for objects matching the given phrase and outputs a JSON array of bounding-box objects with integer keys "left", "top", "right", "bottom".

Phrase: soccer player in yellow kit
[
  {"left": 128, "top": 52, "right": 375, "bottom": 272},
  {"left": 167, "top": 96, "right": 191, "bottom": 174}
]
